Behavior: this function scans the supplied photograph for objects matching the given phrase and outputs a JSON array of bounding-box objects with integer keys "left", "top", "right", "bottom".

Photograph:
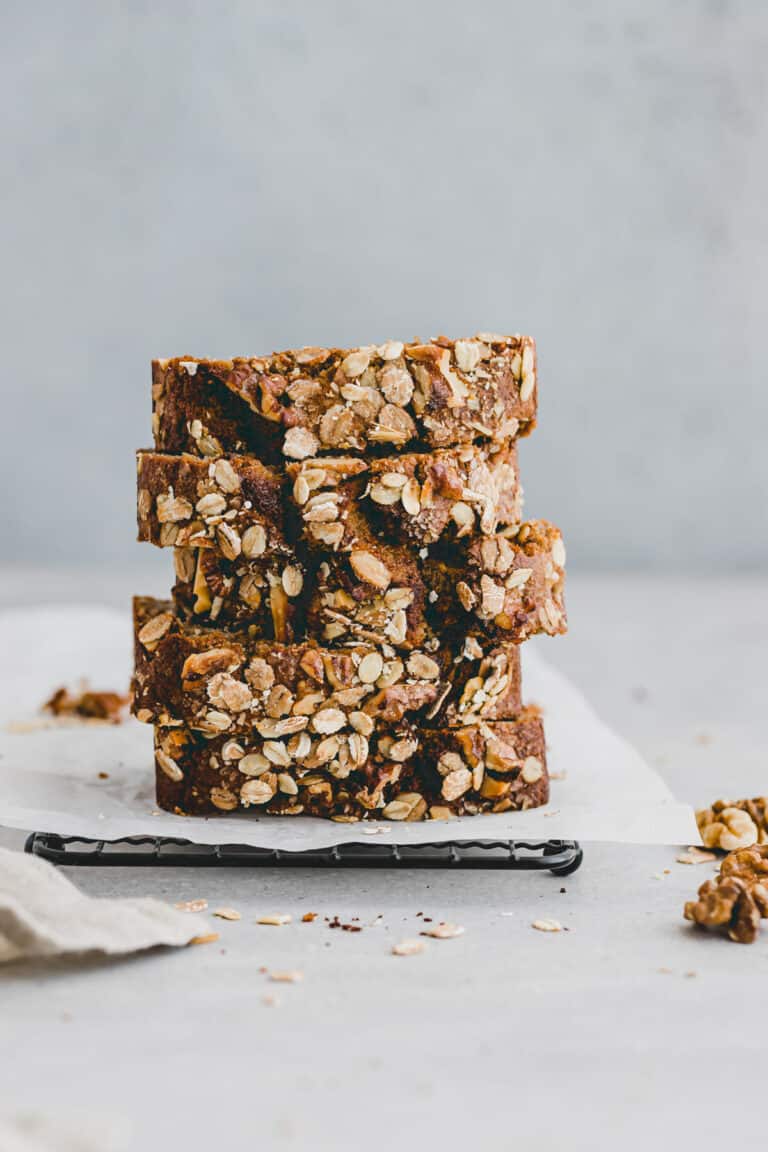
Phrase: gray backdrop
[{"left": 2, "top": 1, "right": 766, "bottom": 570}]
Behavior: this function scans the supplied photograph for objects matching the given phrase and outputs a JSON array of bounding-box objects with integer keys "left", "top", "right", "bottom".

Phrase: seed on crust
[
  {"left": 196, "top": 492, "right": 227, "bottom": 517},
  {"left": 283, "top": 427, "right": 320, "bottom": 459},
  {"left": 311, "top": 708, "right": 346, "bottom": 735},
  {"left": 406, "top": 652, "right": 440, "bottom": 680},
  {"left": 401, "top": 477, "right": 421, "bottom": 516},
  {"left": 370, "top": 483, "right": 402, "bottom": 506},
  {"left": 350, "top": 550, "right": 391, "bottom": 589},
  {"left": 213, "top": 458, "right": 241, "bottom": 493},
  {"left": 210, "top": 786, "right": 238, "bottom": 810},
  {"left": 358, "top": 651, "right": 384, "bottom": 684},
  {"left": 521, "top": 756, "right": 543, "bottom": 784},
  {"left": 241, "top": 778, "right": 276, "bottom": 806},
  {"left": 137, "top": 612, "right": 174, "bottom": 651},
  {"left": 156, "top": 493, "right": 193, "bottom": 523},
  {"left": 282, "top": 565, "right": 304, "bottom": 597},
  {"left": 241, "top": 524, "right": 267, "bottom": 558},
  {"left": 442, "top": 767, "right": 472, "bottom": 801},
  {"left": 454, "top": 339, "right": 482, "bottom": 373},
  {"left": 156, "top": 749, "right": 183, "bottom": 782},
  {"left": 341, "top": 349, "right": 371, "bottom": 378},
  {"left": 216, "top": 522, "right": 242, "bottom": 560},
  {"left": 238, "top": 752, "right": 271, "bottom": 776}
]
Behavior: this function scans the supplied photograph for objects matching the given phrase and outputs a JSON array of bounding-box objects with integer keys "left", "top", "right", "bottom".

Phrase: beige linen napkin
[{"left": 0, "top": 846, "right": 209, "bottom": 963}]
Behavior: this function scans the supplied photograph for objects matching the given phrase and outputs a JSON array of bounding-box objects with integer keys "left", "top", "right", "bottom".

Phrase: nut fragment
[
  {"left": 392, "top": 938, "right": 425, "bottom": 956},
  {"left": 684, "top": 846, "right": 768, "bottom": 943},
  {"left": 532, "top": 919, "right": 562, "bottom": 933},
  {"left": 420, "top": 922, "right": 464, "bottom": 939},
  {"left": 441, "top": 767, "right": 472, "bottom": 801},
  {"left": 699, "top": 806, "right": 758, "bottom": 852},
  {"left": 382, "top": 792, "right": 426, "bottom": 821},
  {"left": 212, "top": 907, "right": 241, "bottom": 921},
  {"left": 206, "top": 673, "right": 252, "bottom": 713}
]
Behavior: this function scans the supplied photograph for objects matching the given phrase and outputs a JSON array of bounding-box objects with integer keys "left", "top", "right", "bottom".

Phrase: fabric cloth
[{"left": 0, "top": 846, "right": 208, "bottom": 963}]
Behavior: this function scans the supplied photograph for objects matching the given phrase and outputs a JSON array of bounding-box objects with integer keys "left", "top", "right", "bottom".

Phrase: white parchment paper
[{"left": 0, "top": 606, "right": 698, "bottom": 847}]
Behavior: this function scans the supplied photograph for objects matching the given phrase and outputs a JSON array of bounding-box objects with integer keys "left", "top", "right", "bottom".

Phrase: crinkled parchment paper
[{"left": 0, "top": 607, "right": 697, "bottom": 848}]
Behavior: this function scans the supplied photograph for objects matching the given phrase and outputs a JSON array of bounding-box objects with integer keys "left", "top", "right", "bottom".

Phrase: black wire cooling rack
[{"left": 24, "top": 833, "right": 583, "bottom": 874}]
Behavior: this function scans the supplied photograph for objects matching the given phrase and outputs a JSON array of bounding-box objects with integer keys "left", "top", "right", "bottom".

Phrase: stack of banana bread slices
[{"left": 132, "top": 334, "right": 566, "bottom": 822}]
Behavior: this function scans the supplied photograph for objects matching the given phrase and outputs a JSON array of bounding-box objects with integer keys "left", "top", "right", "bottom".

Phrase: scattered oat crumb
[
  {"left": 362, "top": 826, "right": 388, "bottom": 835},
  {"left": 420, "top": 922, "right": 464, "bottom": 939},
  {"left": 676, "top": 847, "right": 717, "bottom": 866},
  {"left": 189, "top": 933, "right": 219, "bottom": 946},
  {"left": 257, "top": 914, "right": 292, "bottom": 926},
  {"left": 685, "top": 970, "right": 698, "bottom": 978},
  {"left": 262, "top": 994, "right": 279, "bottom": 1007},
  {"left": 657, "top": 967, "right": 673, "bottom": 974},
  {"left": 212, "top": 907, "right": 241, "bottom": 921},
  {"left": 175, "top": 899, "right": 208, "bottom": 913},
  {"left": 549, "top": 771, "right": 568, "bottom": 781},
  {"left": 269, "top": 970, "right": 303, "bottom": 983},
  {"left": 302, "top": 912, "right": 318, "bottom": 923},
  {"left": 532, "top": 918, "right": 562, "bottom": 933},
  {"left": 392, "top": 938, "right": 426, "bottom": 956},
  {"left": 652, "top": 872, "right": 666, "bottom": 880},
  {"left": 543, "top": 809, "right": 560, "bottom": 818},
  {"left": 43, "top": 685, "right": 128, "bottom": 724},
  {"left": 98, "top": 772, "right": 109, "bottom": 780},
  {"left": 663, "top": 869, "right": 671, "bottom": 875},
  {"left": 695, "top": 732, "right": 712, "bottom": 746}
]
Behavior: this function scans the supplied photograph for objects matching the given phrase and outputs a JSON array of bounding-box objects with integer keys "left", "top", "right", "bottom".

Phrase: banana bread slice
[
  {"left": 152, "top": 334, "right": 536, "bottom": 461},
  {"left": 153, "top": 708, "right": 547, "bottom": 819},
  {"left": 132, "top": 597, "right": 522, "bottom": 733}
]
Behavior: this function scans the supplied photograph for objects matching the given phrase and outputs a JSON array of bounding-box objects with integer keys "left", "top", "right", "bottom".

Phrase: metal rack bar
[{"left": 24, "top": 832, "right": 583, "bottom": 875}]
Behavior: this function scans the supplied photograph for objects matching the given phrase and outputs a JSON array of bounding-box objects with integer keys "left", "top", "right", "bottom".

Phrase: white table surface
[{"left": 1, "top": 568, "right": 767, "bottom": 1152}]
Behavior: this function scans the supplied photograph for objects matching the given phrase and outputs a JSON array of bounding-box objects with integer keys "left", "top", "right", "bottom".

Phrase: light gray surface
[
  {"left": 3, "top": 0, "right": 768, "bottom": 569},
  {"left": 1, "top": 570, "right": 767, "bottom": 1151}
]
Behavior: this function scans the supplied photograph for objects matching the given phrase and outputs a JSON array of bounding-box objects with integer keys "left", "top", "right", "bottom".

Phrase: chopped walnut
[
  {"left": 684, "top": 844, "right": 768, "bottom": 943},
  {"left": 696, "top": 797, "right": 768, "bottom": 850}
]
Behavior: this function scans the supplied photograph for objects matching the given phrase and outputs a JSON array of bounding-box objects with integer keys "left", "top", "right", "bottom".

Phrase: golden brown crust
[
  {"left": 153, "top": 710, "right": 547, "bottom": 819},
  {"left": 152, "top": 335, "right": 536, "bottom": 461}
]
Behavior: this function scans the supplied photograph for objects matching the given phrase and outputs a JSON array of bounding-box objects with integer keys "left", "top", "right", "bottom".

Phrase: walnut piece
[
  {"left": 684, "top": 844, "right": 768, "bottom": 943},
  {"left": 696, "top": 797, "right": 768, "bottom": 850}
]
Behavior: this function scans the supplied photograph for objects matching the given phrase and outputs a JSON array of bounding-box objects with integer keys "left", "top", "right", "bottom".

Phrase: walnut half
[{"left": 684, "top": 844, "right": 768, "bottom": 943}]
